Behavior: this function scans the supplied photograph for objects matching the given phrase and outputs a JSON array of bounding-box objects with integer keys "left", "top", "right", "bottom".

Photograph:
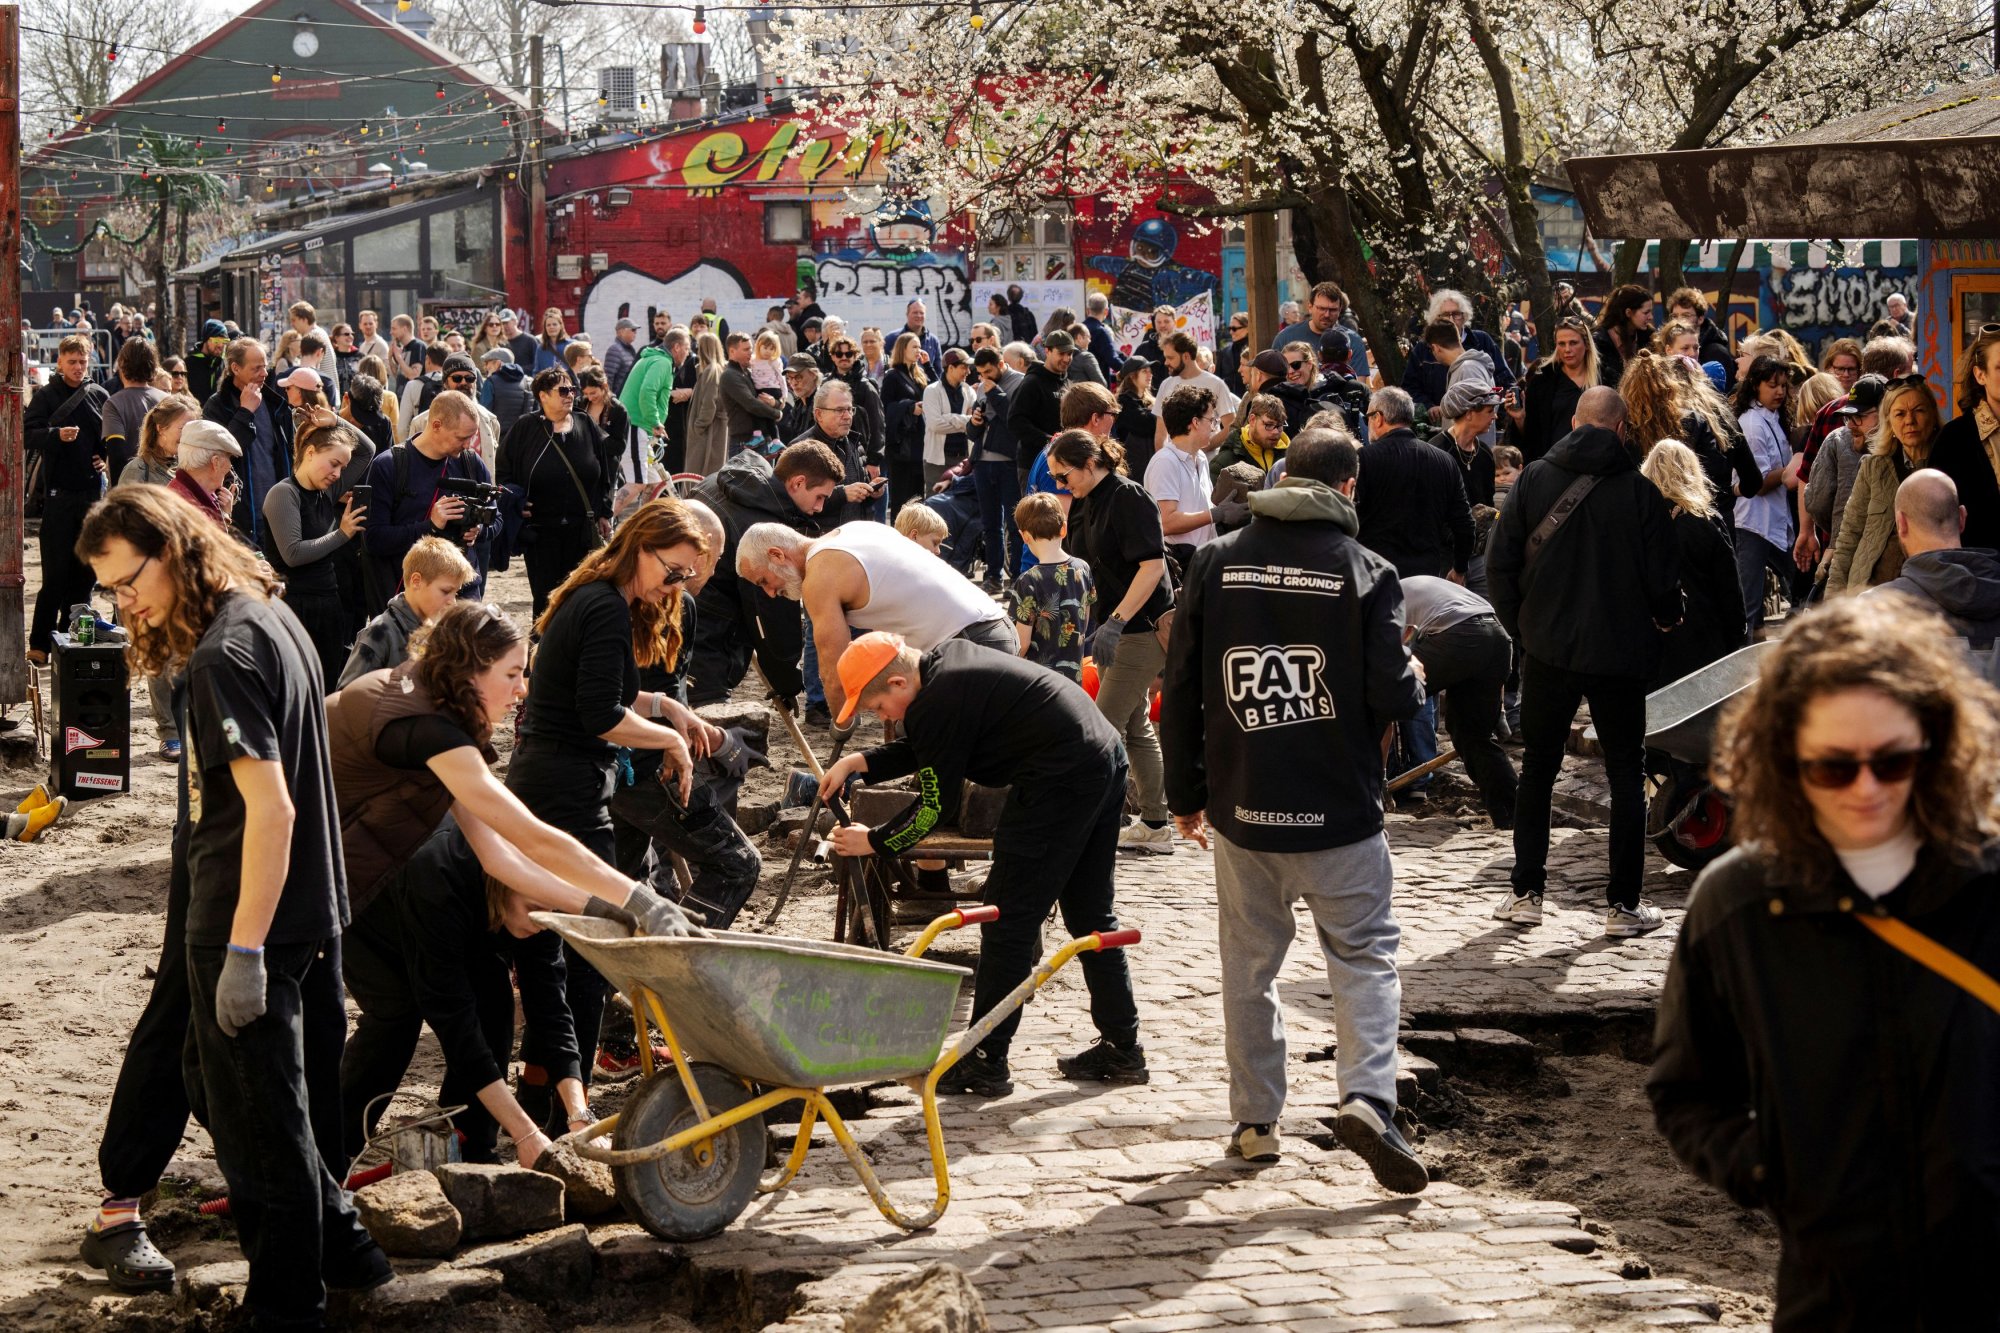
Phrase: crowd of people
[{"left": 17, "top": 274, "right": 2000, "bottom": 1333}]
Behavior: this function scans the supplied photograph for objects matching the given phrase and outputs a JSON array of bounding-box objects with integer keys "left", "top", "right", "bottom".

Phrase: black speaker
[{"left": 51, "top": 633, "right": 132, "bottom": 800}]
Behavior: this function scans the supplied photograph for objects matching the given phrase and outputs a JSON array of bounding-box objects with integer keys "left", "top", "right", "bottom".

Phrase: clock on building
[{"left": 292, "top": 26, "right": 319, "bottom": 57}]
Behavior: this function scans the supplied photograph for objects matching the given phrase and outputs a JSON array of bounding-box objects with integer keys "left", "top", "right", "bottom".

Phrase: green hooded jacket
[{"left": 620, "top": 345, "right": 677, "bottom": 435}]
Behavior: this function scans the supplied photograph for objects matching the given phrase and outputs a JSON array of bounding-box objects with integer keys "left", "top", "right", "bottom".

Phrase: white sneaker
[
  {"left": 1117, "top": 821, "right": 1176, "bottom": 855},
  {"left": 1228, "top": 1123, "right": 1281, "bottom": 1162},
  {"left": 1604, "top": 901, "right": 1666, "bottom": 938},
  {"left": 1491, "top": 887, "right": 1542, "bottom": 925}
]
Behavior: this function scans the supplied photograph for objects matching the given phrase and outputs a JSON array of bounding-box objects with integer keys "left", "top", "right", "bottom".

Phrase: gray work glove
[
  {"left": 1211, "top": 498, "right": 1251, "bottom": 528},
  {"left": 1089, "top": 616, "right": 1125, "bottom": 667},
  {"left": 623, "top": 887, "right": 707, "bottom": 938},
  {"left": 216, "top": 947, "right": 268, "bottom": 1038}
]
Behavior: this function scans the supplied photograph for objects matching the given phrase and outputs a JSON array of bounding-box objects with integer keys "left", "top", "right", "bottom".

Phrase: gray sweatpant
[{"left": 1215, "top": 830, "right": 1401, "bottom": 1124}]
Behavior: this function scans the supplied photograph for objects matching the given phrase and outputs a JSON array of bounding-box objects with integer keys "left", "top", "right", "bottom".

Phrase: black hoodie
[
  {"left": 1879, "top": 547, "right": 2000, "bottom": 645},
  {"left": 687, "top": 449, "right": 820, "bottom": 702},
  {"left": 1161, "top": 480, "right": 1426, "bottom": 853},
  {"left": 1487, "top": 424, "right": 1682, "bottom": 679},
  {"left": 1008, "top": 361, "right": 1066, "bottom": 465}
]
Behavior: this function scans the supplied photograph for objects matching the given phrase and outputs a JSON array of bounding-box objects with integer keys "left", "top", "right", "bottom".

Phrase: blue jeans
[
  {"left": 801, "top": 607, "right": 825, "bottom": 708},
  {"left": 1393, "top": 696, "right": 1439, "bottom": 794},
  {"left": 973, "top": 460, "right": 1019, "bottom": 585},
  {"left": 1736, "top": 530, "right": 1793, "bottom": 635}
]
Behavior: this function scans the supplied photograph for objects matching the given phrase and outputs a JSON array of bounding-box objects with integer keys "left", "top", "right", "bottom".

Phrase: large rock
[
  {"left": 455, "top": 1223, "right": 595, "bottom": 1303},
  {"left": 533, "top": 1138, "right": 620, "bottom": 1218},
  {"left": 1453, "top": 1027, "right": 1541, "bottom": 1083},
  {"left": 434, "top": 1162, "right": 565, "bottom": 1240},
  {"left": 844, "top": 1263, "right": 989, "bottom": 1333},
  {"left": 354, "top": 1169, "right": 463, "bottom": 1257}
]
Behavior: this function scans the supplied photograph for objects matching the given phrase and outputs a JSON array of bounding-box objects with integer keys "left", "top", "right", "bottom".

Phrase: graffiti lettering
[
  {"left": 1770, "top": 268, "right": 1914, "bottom": 338},
  {"left": 674, "top": 124, "right": 889, "bottom": 190},
  {"left": 815, "top": 260, "right": 971, "bottom": 345}
]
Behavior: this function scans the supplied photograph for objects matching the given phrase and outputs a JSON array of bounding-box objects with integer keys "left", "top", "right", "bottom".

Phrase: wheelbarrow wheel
[
  {"left": 1648, "top": 779, "right": 1733, "bottom": 872},
  {"left": 613, "top": 1063, "right": 766, "bottom": 1241}
]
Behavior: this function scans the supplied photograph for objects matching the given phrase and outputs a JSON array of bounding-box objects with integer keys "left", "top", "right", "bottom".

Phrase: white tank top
[{"left": 808, "top": 521, "right": 1004, "bottom": 649}]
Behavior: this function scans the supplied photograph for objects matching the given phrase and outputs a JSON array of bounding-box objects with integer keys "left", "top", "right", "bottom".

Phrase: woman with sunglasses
[
  {"left": 506, "top": 499, "right": 717, "bottom": 1086},
  {"left": 498, "top": 367, "right": 612, "bottom": 618},
  {"left": 533, "top": 307, "right": 572, "bottom": 375},
  {"left": 1649, "top": 594, "right": 2000, "bottom": 1331},
  {"left": 469, "top": 312, "right": 506, "bottom": 362},
  {"left": 330, "top": 599, "right": 700, "bottom": 1165},
  {"left": 1504, "top": 316, "right": 1598, "bottom": 464},
  {"left": 1825, "top": 376, "right": 1941, "bottom": 594}
]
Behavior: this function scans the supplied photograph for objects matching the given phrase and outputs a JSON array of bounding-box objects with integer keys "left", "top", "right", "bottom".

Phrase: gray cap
[
  {"left": 1440, "top": 381, "right": 1501, "bottom": 419},
  {"left": 181, "top": 418, "right": 242, "bottom": 458},
  {"left": 616, "top": 317, "right": 639, "bottom": 331},
  {"left": 479, "top": 345, "right": 514, "bottom": 364},
  {"left": 785, "top": 352, "right": 821, "bottom": 373}
]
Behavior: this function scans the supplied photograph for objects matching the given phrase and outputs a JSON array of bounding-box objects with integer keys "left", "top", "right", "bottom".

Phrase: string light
[
  {"left": 104, "top": 42, "right": 118, "bottom": 64},
  {"left": 692, "top": 3, "right": 705, "bottom": 31},
  {"left": 969, "top": 0, "right": 982, "bottom": 26},
  {"left": 435, "top": 82, "right": 446, "bottom": 98},
  {"left": 270, "top": 65, "right": 282, "bottom": 84}
]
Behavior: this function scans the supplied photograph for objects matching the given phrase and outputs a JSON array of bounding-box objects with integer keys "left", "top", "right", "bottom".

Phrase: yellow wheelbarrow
[{"left": 533, "top": 907, "right": 1141, "bottom": 1240}]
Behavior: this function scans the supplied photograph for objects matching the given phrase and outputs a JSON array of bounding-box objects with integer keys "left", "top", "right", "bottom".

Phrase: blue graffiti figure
[
  {"left": 868, "top": 198, "right": 939, "bottom": 258},
  {"left": 1087, "top": 217, "right": 1217, "bottom": 310}
]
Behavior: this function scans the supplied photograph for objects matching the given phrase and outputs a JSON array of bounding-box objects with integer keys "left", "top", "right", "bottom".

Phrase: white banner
[
  {"left": 972, "top": 279, "right": 1086, "bottom": 331},
  {"left": 1113, "top": 291, "right": 1215, "bottom": 354}
]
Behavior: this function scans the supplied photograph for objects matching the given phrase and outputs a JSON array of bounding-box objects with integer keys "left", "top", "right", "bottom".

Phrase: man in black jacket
[
  {"left": 1008, "top": 345, "right": 1066, "bottom": 488},
  {"left": 1355, "top": 387, "right": 1473, "bottom": 580},
  {"left": 687, "top": 442, "right": 843, "bottom": 704},
  {"left": 721, "top": 332, "right": 782, "bottom": 450},
  {"left": 969, "top": 348, "right": 1024, "bottom": 589},
  {"left": 24, "top": 334, "right": 110, "bottom": 657},
  {"left": 1487, "top": 386, "right": 1681, "bottom": 938},
  {"left": 1159, "top": 428, "right": 1430, "bottom": 1189},
  {"left": 777, "top": 353, "right": 821, "bottom": 442},
  {"left": 202, "top": 337, "right": 294, "bottom": 548},
  {"left": 820, "top": 634, "right": 1143, "bottom": 1099},
  {"left": 782, "top": 380, "right": 887, "bottom": 721},
  {"left": 824, "top": 334, "right": 886, "bottom": 488}
]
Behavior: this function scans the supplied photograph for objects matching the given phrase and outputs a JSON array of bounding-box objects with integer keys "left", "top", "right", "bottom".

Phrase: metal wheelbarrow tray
[
  {"left": 1644, "top": 641, "right": 1776, "bottom": 765},
  {"left": 533, "top": 908, "right": 1139, "bottom": 1242}
]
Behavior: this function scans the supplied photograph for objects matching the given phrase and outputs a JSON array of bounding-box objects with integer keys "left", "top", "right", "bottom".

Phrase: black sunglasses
[
  {"left": 1796, "top": 746, "right": 1928, "bottom": 789},
  {"left": 552, "top": 384, "right": 578, "bottom": 397},
  {"left": 1885, "top": 373, "right": 1929, "bottom": 391},
  {"left": 1287, "top": 360, "right": 1308, "bottom": 371},
  {"left": 448, "top": 373, "right": 476, "bottom": 385}
]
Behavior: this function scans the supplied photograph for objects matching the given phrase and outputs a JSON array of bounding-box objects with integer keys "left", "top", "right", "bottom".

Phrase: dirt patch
[{"left": 1420, "top": 1051, "right": 1779, "bottom": 1327}]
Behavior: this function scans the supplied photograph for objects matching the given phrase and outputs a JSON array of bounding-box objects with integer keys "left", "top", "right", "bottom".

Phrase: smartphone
[
  {"left": 870, "top": 477, "right": 888, "bottom": 494},
  {"left": 348, "top": 483, "right": 372, "bottom": 509}
]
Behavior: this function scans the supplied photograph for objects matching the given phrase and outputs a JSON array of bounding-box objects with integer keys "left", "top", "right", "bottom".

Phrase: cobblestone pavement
[{"left": 676, "top": 821, "right": 1726, "bottom": 1332}]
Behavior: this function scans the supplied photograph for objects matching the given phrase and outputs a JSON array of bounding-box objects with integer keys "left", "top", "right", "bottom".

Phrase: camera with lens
[{"left": 438, "top": 476, "right": 504, "bottom": 538}]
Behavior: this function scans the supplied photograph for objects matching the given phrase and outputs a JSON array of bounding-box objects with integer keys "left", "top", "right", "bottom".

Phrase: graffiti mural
[
  {"left": 1767, "top": 266, "right": 1917, "bottom": 342},
  {"left": 808, "top": 199, "right": 972, "bottom": 344},
  {"left": 579, "top": 261, "right": 784, "bottom": 351},
  {"left": 1086, "top": 217, "right": 1218, "bottom": 311}
]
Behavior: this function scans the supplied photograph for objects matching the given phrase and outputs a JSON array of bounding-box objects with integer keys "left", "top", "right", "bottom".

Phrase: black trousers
[
  {"left": 969, "top": 766, "right": 1137, "bottom": 1064},
  {"left": 185, "top": 936, "right": 377, "bottom": 1331},
  {"left": 524, "top": 522, "right": 597, "bottom": 621},
  {"left": 99, "top": 824, "right": 195, "bottom": 1199},
  {"left": 1511, "top": 656, "right": 1647, "bottom": 908},
  {"left": 886, "top": 456, "right": 926, "bottom": 516},
  {"left": 1413, "top": 616, "right": 1518, "bottom": 826},
  {"left": 338, "top": 895, "right": 514, "bottom": 1167},
  {"left": 32, "top": 490, "right": 98, "bottom": 652},
  {"left": 610, "top": 782, "right": 761, "bottom": 929},
  {"left": 282, "top": 586, "right": 350, "bottom": 694},
  {"left": 507, "top": 739, "right": 617, "bottom": 1082}
]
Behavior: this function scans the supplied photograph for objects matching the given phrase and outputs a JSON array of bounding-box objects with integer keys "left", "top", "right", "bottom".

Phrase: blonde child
[{"left": 750, "top": 330, "right": 786, "bottom": 399}]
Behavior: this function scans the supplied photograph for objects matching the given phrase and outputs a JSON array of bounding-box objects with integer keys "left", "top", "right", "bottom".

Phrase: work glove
[
  {"left": 216, "top": 946, "right": 268, "bottom": 1038},
  {"left": 623, "top": 887, "right": 707, "bottom": 938},
  {"left": 1211, "top": 498, "right": 1251, "bottom": 528},
  {"left": 768, "top": 689, "right": 799, "bottom": 716},
  {"left": 1090, "top": 616, "right": 1125, "bottom": 668}
]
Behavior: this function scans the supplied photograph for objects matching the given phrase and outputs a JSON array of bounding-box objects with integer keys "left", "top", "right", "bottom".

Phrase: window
[
  {"left": 430, "top": 200, "right": 497, "bottom": 292},
  {"left": 353, "top": 217, "right": 421, "bottom": 273},
  {"left": 765, "top": 202, "right": 807, "bottom": 245},
  {"left": 980, "top": 205, "right": 1072, "bottom": 285}
]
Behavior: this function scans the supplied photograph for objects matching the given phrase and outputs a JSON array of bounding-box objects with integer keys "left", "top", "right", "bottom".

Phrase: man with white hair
[
  {"left": 1400, "top": 289, "right": 1514, "bottom": 420},
  {"left": 1082, "top": 292, "right": 1125, "bottom": 377},
  {"left": 1884, "top": 292, "right": 1914, "bottom": 339},
  {"left": 168, "top": 419, "right": 244, "bottom": 528},
  {"left": 737, "top": 519, "right": 1015, "bottom": 721}
]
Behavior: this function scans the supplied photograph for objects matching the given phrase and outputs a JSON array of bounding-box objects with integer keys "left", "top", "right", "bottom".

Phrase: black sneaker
[
  {"left": 1056, "top": 1038, "right": 1150, "bottom": 1085},
  {"left": 324, "top": 1241, "right": 394, "bottom": 1293},
  {"left": 1335, "top": 1096, "right": 1429, "bottom": 1195},
  {"left": 804, "top": 702, "right": 833, "bottom": 728},
  {"left": 936, "top": 1048, "right": 1013, "bottom": 1098}
]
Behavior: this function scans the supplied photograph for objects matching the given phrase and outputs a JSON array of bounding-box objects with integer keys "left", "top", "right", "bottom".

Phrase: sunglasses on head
[
  {"left": 1886, "top": 373, "right": 1928, "bottom": 390},
  {"left": 1795, "top": 745, "right": 1928, "bottom": 789}
]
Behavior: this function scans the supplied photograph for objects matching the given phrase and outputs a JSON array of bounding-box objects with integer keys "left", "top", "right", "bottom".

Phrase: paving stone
[
  {"left": 454, "top": 1223, "right": 595, "bottom": 1303},
  {"left": 353, "top": 1169, "right": 462, "bottom": 1257},
  {"left": 336, "top": 1265, "right": 504, "bottom": 1316},
  {"left": 434, "top": 1162, "right": 566, "bottom": 1239}
]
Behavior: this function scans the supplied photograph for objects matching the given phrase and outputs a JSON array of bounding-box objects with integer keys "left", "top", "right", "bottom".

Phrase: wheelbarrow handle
[
  {"left": 905, "top": 904, "right": 1002, "bottom": 958},
  {"left": 1092, "top": 928, "right": 1142, "bottom": 949},
  {"left": 956, "top": 905, "right": 1000, "bottom": 926}
]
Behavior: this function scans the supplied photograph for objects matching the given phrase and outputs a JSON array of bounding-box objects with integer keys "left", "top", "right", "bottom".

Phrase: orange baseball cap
[{"left": 834, "top": 632, "right": 907, "bottom": 727}]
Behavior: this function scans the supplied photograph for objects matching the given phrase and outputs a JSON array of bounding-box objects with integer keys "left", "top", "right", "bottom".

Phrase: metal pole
[
  {"left": 528, "top": 35, "right": 548, "bottom": 317},
  {"left": 0, "top": 4, "right": 25, "bottom": 708}
]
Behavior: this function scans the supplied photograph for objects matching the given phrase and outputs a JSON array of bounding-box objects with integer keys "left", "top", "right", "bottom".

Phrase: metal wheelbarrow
[
  {"left": 533, "top": 907, "right": 1140, "bottom": 1240},
  {"left": 1643, "top": 641, "right": 1775, "bottom": 870}
]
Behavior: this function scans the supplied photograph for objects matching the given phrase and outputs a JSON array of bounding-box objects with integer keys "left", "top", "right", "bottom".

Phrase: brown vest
[{"left": 327, "top": 664, "right": 468, "bottom": 915}]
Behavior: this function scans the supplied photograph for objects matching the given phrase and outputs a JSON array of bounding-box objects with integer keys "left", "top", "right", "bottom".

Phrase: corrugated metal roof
[{"left": 1771, "top": 76, "right": 2000, "bottom": 146}]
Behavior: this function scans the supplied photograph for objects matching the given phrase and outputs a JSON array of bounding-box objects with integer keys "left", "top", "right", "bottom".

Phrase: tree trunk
[
  {"left": 1612, "top": 237, "right": 1646, "bottom": 291},
  {"left": 1304, "top": 186, "right": 1404, "bottom": 386},
  {"left": 1460, "top": 0, "right": 1555, "bottom": 348},
  {"left": 151, "top": 178, "right": 169, "bottom": 340},
  {"left": 1655, "top": 239, "right": 1691, "bottom": 304},
  {"left": 169, "top": 200, "right": 191, "bottom": 354}
]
